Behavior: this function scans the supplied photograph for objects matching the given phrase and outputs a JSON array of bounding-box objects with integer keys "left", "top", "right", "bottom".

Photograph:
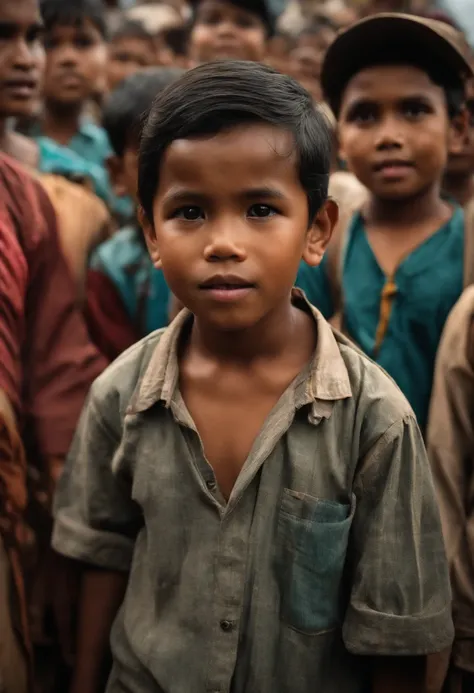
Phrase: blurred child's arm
[
  {"left": 70, "top": 569, "right": 128, "bottom": 693},
  {"left": 52, "top": 382, "right": 142, "bottom": 693},
  {"left": 372, "top": 649, "right": 451, "bottom": 693},
  {"left": 344, "top": 415, "right": 453, "bottom": 682}
]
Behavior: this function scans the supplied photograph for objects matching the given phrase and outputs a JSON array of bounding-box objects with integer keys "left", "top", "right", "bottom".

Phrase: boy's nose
[
  {"left": 12, "top": 38, "right": 41, "bottom": 70},
  {"left": 203, "top": 224, "right": 247, "bottom": 262},
  {"left": 374, "top": 120, "right": 404, "bottom": 151}
]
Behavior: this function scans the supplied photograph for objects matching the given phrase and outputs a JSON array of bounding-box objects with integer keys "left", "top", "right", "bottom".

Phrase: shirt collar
[{"left": 131, "top": 288, "right": 352, "bottom": 417}]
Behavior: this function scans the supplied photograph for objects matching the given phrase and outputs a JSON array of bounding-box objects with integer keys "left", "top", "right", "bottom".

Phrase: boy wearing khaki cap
[{"left": 297, "top": 13, "right": 472, "bottom": 435}]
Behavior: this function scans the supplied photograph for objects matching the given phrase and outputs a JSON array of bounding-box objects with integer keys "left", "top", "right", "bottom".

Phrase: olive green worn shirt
[{"left": 52, "top": 294, "right": 454, "bottom": 693}]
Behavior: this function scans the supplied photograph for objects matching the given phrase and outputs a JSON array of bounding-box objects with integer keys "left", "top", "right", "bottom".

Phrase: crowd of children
[{"left": 2, "top": 0, "right": 474, "bottom": 692}]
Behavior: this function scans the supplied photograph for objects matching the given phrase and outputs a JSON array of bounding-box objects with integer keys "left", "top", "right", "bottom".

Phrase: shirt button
[
  {"left": 206, "top": 479, "right": 217, "bottom": 491},
  {"left": 220, "top": 619, "right": 233, "bottom": 632}
]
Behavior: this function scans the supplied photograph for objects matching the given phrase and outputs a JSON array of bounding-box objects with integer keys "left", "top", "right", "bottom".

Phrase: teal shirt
[
  {"left": 89, "top": 226, "right": 170, "bottom": 335},
  {"left": 296, "top": 208, "right": 464, "bottom": 431},
  {"left": 32, "top": 119, "right": 134, "bottom": 220},
  {"left": 31, "top": 117, "right": 112, "bottom": 167},
  {"left": 37, "top": 136, "right": 111, "bottom": 203}
]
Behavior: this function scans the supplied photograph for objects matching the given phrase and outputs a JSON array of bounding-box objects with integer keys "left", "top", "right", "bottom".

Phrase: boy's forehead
[
  {"left": 158, "top": 124, "right": 298, "bottom": 186},
  {"left": 342, "top": 64, "right": 443, "bottom": 103}
]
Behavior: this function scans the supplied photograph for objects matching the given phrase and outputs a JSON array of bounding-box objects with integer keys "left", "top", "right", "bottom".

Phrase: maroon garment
[
  {"left": 0, "top": 204, "right": 28, "bottom": 414},
  {"left": 0, "top": 153, "right": 107, "bottom": 457}
]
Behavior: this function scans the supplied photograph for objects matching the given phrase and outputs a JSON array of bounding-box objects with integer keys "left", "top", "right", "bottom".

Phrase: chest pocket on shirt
[{"left": 276, "top": 489, "right": 355, "bottom": 635}]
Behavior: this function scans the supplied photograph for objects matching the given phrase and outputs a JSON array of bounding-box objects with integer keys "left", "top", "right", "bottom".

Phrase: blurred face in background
[
  {"left": 290, "top": 27, "right": 335, "bottom": 102},
  {"left": 445, "top": 78, "right": 474, "bottom": 179},
  {"left": 189, "top": 0, "right": 267, "bottom": 63},
  {"left": 42, "top": 18, "right": 107, "bottom": 107},
  {"left": 0, "top": 0, "right": 45, "bottom": 119},
  {"left": 107, "top": 33, "right": 156, "bottom": 91}
]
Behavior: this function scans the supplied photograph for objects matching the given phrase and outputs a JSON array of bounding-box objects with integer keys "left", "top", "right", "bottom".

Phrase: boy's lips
[
  {"left": 199, "top": 274, "right": 256, "bottom": 302},
  {"left": 373, "top": 159, "right": 414, "bottom": 174},
  {"left": 373, "top": 159, "right": 415, "bottom": 181},
  {"left": 2, "top": 78, "right": 38, "bottom": 98}
]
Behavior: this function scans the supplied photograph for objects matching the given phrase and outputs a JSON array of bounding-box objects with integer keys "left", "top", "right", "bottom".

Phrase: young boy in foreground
[
  {"left": 296, "top": 13, "right": 472, "bottom": 433},
  {"left": 53, "top": 61, "right": 453, "bottom": 693}
]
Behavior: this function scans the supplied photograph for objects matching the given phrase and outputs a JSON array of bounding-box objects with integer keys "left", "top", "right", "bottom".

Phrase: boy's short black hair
[
  {"left": 139, "top": 60, "right": 331, "bottom": 225},
  {"left": 40, "top": 0, "right": 107, "bottom": 39},
  {"left": 109, "top": 19, "right": 154, "bottom": 45},
  {"left": 322, "top": 14, "right": 472, "bottom": 118},
  {"left": 103, "top": 67, "right": 185, "bottom": 158}
]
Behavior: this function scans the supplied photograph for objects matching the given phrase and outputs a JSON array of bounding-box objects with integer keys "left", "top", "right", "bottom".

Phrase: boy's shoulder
[{"left": 332, "top": 327, "right": 415, "bottom": 445}]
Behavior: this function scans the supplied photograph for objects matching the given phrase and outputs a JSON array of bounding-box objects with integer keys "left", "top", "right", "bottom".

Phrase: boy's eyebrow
[
  {"left": 240, "top": 187, "right": 286, "bottom": 200},
  {"left": 0, "top": 20, "right": 43, "bottom": 34},
  {"left": 345, "top": 93, "right": 435, "bottom": 108},
  {"left": 162, "top": 187, "right": 287, "bottom": 204}
]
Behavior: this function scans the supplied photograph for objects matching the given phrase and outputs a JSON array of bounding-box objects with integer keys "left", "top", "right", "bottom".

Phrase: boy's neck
[
  {"left": 41, "top": 100, "right": 83, "bottom": 146},
  {"left": 365, "top": 185, "right": 449, "bottom": 227},
  {"left": 443, "top": 172, "right": 474, "bottom": 208},
  {"left": 185, "top": 296, "right": 315, "bottom": 366}
]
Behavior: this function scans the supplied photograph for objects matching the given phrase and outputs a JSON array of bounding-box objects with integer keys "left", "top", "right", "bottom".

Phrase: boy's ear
[
  {"left": 106, "top": 155, "right": 128, "bottom": 198},
  {"left": 138, "top": 205, "right": 162, "bottom": 269},
  {"left": 448, "top": 106, "right": 469, "bottom": 155},
  {"left": 302, "top": 199, "right": 339, "bottom": 267}
]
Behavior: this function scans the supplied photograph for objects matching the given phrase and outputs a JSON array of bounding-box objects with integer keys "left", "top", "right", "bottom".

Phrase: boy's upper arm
[
  {"left": 343, "top": 414, "right": 454, "bottom": 657},
  {"left": 52, "top": 385, "right": 142, "bottom": 572},
  {"left": 295, "top": 256, "right": 334, "bottom": 319}
]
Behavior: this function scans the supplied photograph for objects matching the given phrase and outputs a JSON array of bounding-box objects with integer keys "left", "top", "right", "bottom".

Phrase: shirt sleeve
[
  {"left": 295, "top": 256, "right": 334, "bottom": 319},
  {"left": 343, "top": 414, "right": 454, "bottom": 656},
  {"left": 52, "top": 388, "right": 142, "bottom": 572}
]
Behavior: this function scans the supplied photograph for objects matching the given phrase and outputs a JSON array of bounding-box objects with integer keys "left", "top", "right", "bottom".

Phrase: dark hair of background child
[
  {"left": 109, "top": 19, "right": 155, "bottom": 46},
  {"left": 40, "top": 0, "right": 107, "bottom": 38},
  {"left": 103, "top": 67, "right": 186, "bottom": 158},
  {"left": 138, "top": 60, "right": 332, "bottom": 226}
]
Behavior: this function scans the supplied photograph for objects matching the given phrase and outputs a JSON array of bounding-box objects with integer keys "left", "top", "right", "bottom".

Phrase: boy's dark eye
[
  {"left": 402, "top": 100, "right": 432, "bottom": 119},
  {"left": 26, "top": 26, "right": 44, "bottom": 45},
  {"left": 173, "top": 206, "right": 204, "bottom": 221},
  {"left": 248, "top": 204, "right": 277, "bottom": 218},
  {"left": 235, "top": 14, "right": 256, "bottom": 29},
  {"left": 199, "top": 10, "right": 222, "bottom": 26},
  {"left": 346, "top": 103, "right": 378, "bottom": 125},
  {"left": 74, "top": 34, "right": 94, "bottom": 49}
]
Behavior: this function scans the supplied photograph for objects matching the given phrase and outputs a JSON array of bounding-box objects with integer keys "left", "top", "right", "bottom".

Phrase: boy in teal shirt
[
  {"left": 86, "top": 68, "right": 184, "bottom": 362},
  {"left": 297, "top": 13, "right": 472, "bottom": 432}
]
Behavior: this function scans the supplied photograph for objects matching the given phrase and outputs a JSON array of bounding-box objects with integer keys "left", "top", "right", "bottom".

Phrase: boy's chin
[{"left": 372, "top": 182, "right": 433, "bottom": 202}]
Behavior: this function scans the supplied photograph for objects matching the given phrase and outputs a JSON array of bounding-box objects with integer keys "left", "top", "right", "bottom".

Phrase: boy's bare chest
[{"left": 180, "top": 378, "right": 288, "bottom": 500}]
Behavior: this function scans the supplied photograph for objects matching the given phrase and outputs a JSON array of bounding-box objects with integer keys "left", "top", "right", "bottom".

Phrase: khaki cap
[{"left": 321, "top": 12, "right": 474, "bottom": 112}]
